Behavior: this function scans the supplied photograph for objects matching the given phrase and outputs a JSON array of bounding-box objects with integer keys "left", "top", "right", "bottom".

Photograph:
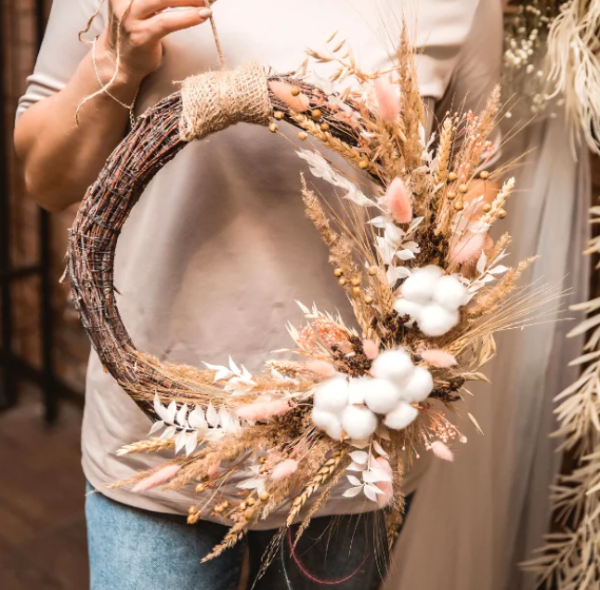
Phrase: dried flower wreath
[{"left": 68, "top": 28, "right": 551, "bottom": 574}]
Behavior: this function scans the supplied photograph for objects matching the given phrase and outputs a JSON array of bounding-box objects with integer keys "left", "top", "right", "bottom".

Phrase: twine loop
[{"left": 179, "top": 62, "right": 272, "bottom": 142}]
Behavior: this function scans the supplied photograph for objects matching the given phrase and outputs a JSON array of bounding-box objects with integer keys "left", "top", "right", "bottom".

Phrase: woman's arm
[{"left": 14, "top": 0, "right": 213, "bottom": 212}]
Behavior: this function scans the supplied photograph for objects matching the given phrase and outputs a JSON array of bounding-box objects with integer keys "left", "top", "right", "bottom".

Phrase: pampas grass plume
[
  {"left": 420, "top": 349, "right": 457, "bottom": 368},
  {"left": 362, "top": 338, "right": 379, "bottom": 360},
  {"left": 374, "top": 75, "right": 399, "bottom": 121},
  {"left": 237, "top": 399, "right": 290, "bottom": 422},
  {"left": 449, "top": 232, "right": 486, "bottom": 265},
  {"left": 385, "top": 177, "right": 412, "bottom": 224},
  {"left": 431, "top": 440, "right": 454, "bottom": 462},
  {"left": 306, "top": 359, "right": 337, "bottom": 378},
  {"left": 271, "top": 459, "right": 299, "bottom": 481},
  {"left": 268, "top": 80, "right": 310, "bottom": 112},
  {"left": 132, "top": 464, "right": 181, "bottom": 492}
]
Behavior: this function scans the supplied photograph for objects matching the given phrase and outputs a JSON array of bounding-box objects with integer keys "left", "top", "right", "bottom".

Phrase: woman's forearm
[
  {"left": 15, "top": 32, "right": 145, "bottom": 212},
  {"left": 15, "top": 1, "right": 213, "bottom": 212}
]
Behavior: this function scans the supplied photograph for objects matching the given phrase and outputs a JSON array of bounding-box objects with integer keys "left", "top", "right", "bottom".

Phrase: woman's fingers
[
  {"left": 141, "top": 7, "right": 212, "bottom": 42},
  {"left": 130, "top": 0, "right": 209, "bottom": 20}
]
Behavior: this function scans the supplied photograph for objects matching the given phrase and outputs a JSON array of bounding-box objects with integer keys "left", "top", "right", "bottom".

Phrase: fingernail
[{"left": 198, "top": 8, "right": 213, "bottom": 18}]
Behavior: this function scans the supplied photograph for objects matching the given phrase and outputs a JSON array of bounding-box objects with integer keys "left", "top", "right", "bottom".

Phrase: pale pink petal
[
  {"left": 306, "top": 360, "right": 337, "bottom": 378},
  {"left": 271, "top": 459, "right": 299, "bottom": 481},
  {"left": 449, "top": 232, "right": 487, "bottom": 265},
  {"left": 208, "top": 461, "right": 222, "bottom": 478},
  {"left": 384, "top": 177, "right": 412, "bottom": 224},
  {"left": 431, "top": 440, "right": 455, "bottom": 462},
  {"left": 375, "top": 457, "right": 394, "bottom": 508},
  {"left": 237, "top": 399, "right": 290, "bottom": 422},
  {"left": 420, "top": 349, "right": 458, "bottom": 368},
  {"left": 362, "top": 338, "right": 380, "bottom": 360},
  {"left": 132, "top": 464, "right": 181, "bottom": 493},
  {"left": 268, "top": 80, "right": 310, "bottom": 112},
  {"left": 374, "top": 76, "right": 399, "bottom": 122}
]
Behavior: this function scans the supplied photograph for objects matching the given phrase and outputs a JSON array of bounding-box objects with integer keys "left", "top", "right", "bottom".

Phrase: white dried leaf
[
  {"left": 346, "top": 462, "right": 363, "bottom": 472},
  {"left": 185, "top": 432, "right": 198, "bottom": 456},
  {"left": 206, "top": 403, "right": 220, "bottom": 427},
  {"left": 149, "top": 420, "right": 165, "bottom": 435},
  {"left": 188, "top": 406, "right": 207, "bottom": 430},
  {"left": 488, "top": 265, "right": 508, "bottom": 275},
  {"left": 372, "top": 440, "right": 389, "bottom": 459},
  {"left": 228, "top": 356, "right": 241, "bottom": 376},
  {"left": 343, "top": 486, "right": 363, "bottom": 498},
  {"left": 175, "top": 429, "right": 187, "bottom": 454},
  {"left": 363, "top": 468, "right": 392, "bottom": 483},
  {"left": 160, "top": 425, "right": 177, "bottom": 440},
  {"left": 349, "top": 450, "right": 368, "bottom": 465},
  {"left": 476, "top": 252, "right": 487, "bottom": 275},
  {"left": 167, "top": 401, "right": 177, "bottom": 424},
  {"left": 153, "top": 394, "right": 170, "bottom": 422},
  {"left": 203, "top": 362, "right": 232, "bottom": 382},
  {"left": 363, "top": 483, "right": 382, "bottom": 501},
  {"left": 347, "top": 474, "right": 362, "bottom": 486},
  {"left": 176, "top": 403, "right": 189, "bottom": 427}
]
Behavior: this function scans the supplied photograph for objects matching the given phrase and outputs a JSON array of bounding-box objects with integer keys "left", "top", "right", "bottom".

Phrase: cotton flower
[
  {"left": 384, "top": 402, "right": 419, "bottom": 430},
  {"left": 394, "top": 266, "right": 468, "bottom": 337},
  {"left": 341, "top": 405, "right": 378, "bottom": 440}
]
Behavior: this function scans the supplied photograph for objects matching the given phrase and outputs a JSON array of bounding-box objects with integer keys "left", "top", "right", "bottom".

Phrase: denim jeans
[{"left": 86, "top": 482, "right": 413, "bottom": 590}]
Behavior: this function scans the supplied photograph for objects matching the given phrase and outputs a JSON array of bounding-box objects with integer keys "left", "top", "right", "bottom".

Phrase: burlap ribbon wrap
[{"left": 179, "top": 62, "right": 272, "bottom": 142}]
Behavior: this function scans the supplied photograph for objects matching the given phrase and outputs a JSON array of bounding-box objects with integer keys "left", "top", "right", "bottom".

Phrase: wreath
[{"left": 68, "top": 30, "right": 548, "bottom": 575}]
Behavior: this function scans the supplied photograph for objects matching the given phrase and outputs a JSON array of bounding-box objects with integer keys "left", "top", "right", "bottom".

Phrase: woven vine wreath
[{"left": 68, "top": 37, "right": 547, "bottom": 572}]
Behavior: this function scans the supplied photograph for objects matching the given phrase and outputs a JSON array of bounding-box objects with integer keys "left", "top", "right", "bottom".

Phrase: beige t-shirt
[{"left": 18, "top": 0, "right": 502, "bottom": 528}]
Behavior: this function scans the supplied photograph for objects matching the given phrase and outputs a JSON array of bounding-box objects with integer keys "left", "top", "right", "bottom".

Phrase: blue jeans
[{"left": 86, "top": 482, "right": 413, "bottom": 590}]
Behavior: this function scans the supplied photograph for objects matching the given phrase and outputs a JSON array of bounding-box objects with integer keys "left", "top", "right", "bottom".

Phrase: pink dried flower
[
  {"left": 237, "top": 399, "right": 290, "bottom": 422},
  {"left": 306, "top": 360, "right": 337, "bottom": 378},
  {"left": 431, "top": 440, "right": 455, "bottom": 462},
  {"left": 374, "top": 75, "right": 399, "bottom": 122},
  {"left": 271, "top": 459, "right": 299, "bottom": 481},
  {"left": 420, "top": 349, "right": 457, "bottom": 368},
  {"left": 384, "top": 177, "right": 412, "bottom": 224},
  {"left": 362, "top": 338, "right": 379, "bottom": 360},
  {"left": 132, "top": 464, "right": 181, "bottom": 493},
  {"left": 449, "top": 232, "right": 486, "bottom": 265},
  {"left": 375, "top": 456, "right": 394, "bottom": 508},
  {"left": 268, "top": 81, "right": 310, "bottom": 112},
  {"left": 208, "top": 461, "right": 222, "bottom": 478}
]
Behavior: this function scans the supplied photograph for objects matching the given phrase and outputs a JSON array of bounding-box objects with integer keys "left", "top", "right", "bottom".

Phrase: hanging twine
[{"left": 179, "top": 62, "right": 271, "bottom": 142}]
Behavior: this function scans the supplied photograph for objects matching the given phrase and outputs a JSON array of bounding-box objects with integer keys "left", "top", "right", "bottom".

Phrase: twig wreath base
[{"left": 68, "top": 63, "right": 359, "bottom": 420}]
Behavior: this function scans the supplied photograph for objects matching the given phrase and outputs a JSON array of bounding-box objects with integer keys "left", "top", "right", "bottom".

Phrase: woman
[{"left": 15, "top": 1, "right": 502, "bottom": 588}]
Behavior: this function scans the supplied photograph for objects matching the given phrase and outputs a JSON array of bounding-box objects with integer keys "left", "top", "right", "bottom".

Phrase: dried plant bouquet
[{"left": 68, "top": 29, "right": 550, "bottom": 573}]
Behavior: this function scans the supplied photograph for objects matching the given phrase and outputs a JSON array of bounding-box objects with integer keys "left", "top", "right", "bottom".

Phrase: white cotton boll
[
  {"left": 417, "top": 304, "right": 459, "bottom": 337},
  {"left": 393, "top": 298, "right": 422, "bottom": 322},
  {"left": 311, "top": 408, "right": 343, "bottom": 441},
  {"left": 371, "top": 349, "right": 414, "bottom": 384},
  {"left": 313, "top": 376, "right": 349, "bottom": 414},
  {"left": 433, "top": 275, "right": 468, "bottom": 311},
  {"left": 401, "top": 266, "right": 443, "bottom": 303},
  {"left": 384, "top": 401, "right": 419, "bottom": 430},
  {"left": 401, "top": 366, "right": 434, "bottom": 403},
  {"left": 348, "top": 376, "right": 370, "bottom": 405},
  {"left": 362, "top": 378, "right": 403, "bottom": 414},
  {"left": 341, "top": 405, "right": 378, "bottom": 440}
]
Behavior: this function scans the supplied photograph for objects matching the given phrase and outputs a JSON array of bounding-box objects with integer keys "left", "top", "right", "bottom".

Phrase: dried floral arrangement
[
  {"left": 523, "top": 206, "right": 600, "bottom": 589},
  {"left": 68, "top": 28, "right": 550, "bottom": 575}
]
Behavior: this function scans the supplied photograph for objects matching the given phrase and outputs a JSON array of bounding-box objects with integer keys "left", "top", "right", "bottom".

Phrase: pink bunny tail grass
[
  {"left": 306, "top": 359, "right": 337, "bottom": 378},
  {"left": 237, "top": 399, "right": 291, "bottom": 422},
  {"left": 362, "top": 338, "right": 380, "bottom": 360},
  {"left": 431, "top": 441, "right": 454, "bottom": 462},
  {"left": 375, "top": 457, "right": 394, "bottom": 508},
  {"left": 207, "top": 461, "right": 222, "bottom": 478},
  {"left": 374, "top": 76, "right": 399, "bottom": 122},
  {"left": 132, "top": 464, "right": 181, "bottom": 493},
  {"left": 271, "top": 459, "right": 299, "bottom": 481},
  {"left": 384, "top": 177, "right": 412, "bottom": 224},
  {"left": 268, "top": 80, "right": 310, "bottom": 112},
  {"left": 420, "top": 349, "right": 457, "bottom": 368},
  {"left": 449, "top": 232, "right": 486, "bottom": 265}
]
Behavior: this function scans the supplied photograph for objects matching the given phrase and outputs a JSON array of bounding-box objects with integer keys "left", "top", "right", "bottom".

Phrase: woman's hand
[{"left": 101, "top": 0, "right": 214, "bottom": 80}]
